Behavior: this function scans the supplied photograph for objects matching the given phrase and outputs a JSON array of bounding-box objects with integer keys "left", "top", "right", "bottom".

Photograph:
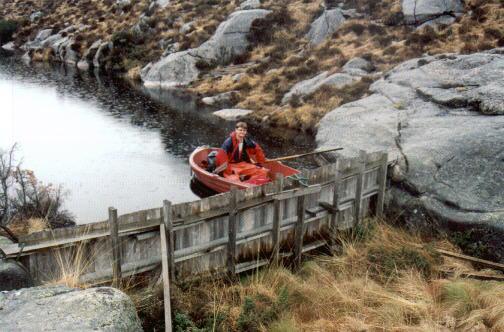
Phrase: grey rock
[
  {"left": 306, "top": 9, "right": 346, "bottom": 46},
  {"left": 77, "top": 39, "right": 102, "bottom": 70},
  {"left": 0, "top": 285, "right": 143, "bottom": 331},
  {"left": 282, "top": 71, "right": 359, "bottom": 104},
  {"left": 162, "top": 42, "right": 180, "bottom": 56},
  {"left": 202, "top": 90, "right": 239, "bottom": 107},
  {"left": 232, "top": 73, "right": 244, "bottom": 82},
  {"left": 213, "top": 108, "right": 253, "bottom": 121},
  {"left": 1, "top": 41, "right": 16, "bottom": 52},
  {"left": 29, "top": 11, "right": 43, "bottom": 22},
  {"left": 180, "top": 22, "right": 194, "bottom": 34},
  {"left": 240, "top": 0, "right": 261, "bottom": 10},
  {"left": 317, "top": 50, "right": 504, "bottom": 255},
  {"left": 143, "top": 9, "right": 270, "bottom": 87},
  {"left": 21, "top": 51, "right": 31, "bottom": 63},
  {"left": 154, "top": 0, "right": 170, "bottom": 8},
  {"left": 0, "top": 260, "right": 33, "bottom": 291},
  {"left": 417, "top": 15, "right": 456, "bottom": 29},
  {"left": 402, "top": 0, "right": 463, "bottom": 24},
  {"left": 35, "top": 28, "right": 53, "bottom": 42},
  {"left": 93, "top": 41, "right": 113, "bottom": 68},
  {"left": 340, "top": 8, "right": 365, "bottom": 19},
  {"left": 342, "top": 57, "right": 374, "bottom": 76}
]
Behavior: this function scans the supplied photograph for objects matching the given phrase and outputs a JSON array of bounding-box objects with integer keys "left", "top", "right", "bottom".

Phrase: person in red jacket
[{"left": 221, "top": 122, "right": 266, "bottom": 164}]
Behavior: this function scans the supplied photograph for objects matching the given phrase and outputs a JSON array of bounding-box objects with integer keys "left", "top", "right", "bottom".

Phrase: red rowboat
[{"left": 189, "top": 147, "right": 300, "bottom": 193}]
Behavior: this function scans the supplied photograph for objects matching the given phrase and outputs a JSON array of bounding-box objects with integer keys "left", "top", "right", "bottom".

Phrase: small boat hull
[{"left": 189, "top": 147, "right": 300, "bottom": 193}]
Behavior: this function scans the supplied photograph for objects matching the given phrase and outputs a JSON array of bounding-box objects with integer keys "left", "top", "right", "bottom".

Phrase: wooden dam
[{"left": 1, "top": 150, "right": 388, "bottom": 286}]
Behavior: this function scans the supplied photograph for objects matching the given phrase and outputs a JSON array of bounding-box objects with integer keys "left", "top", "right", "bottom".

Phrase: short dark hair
[{"left": 235, "top": 121, "right": 248, "bottom": 129}]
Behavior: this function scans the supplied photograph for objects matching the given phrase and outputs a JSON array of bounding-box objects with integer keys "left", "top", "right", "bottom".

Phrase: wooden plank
[
  {"left": 163, "top": 200, "right": 175, "bottom": 281},
  {"left": 274, "top": 184, "right": 321, "bottom": 201},
  {"left": 108, "top": 207, "right": 122, "bottom": 288},
  {"left": 271, "top": 174, "right": 284, "bottom": 265},
  {"left": 440, "top": 270, "right": 504, "bottom": 282},
  {"left": 293, "top": 195, "right": 306, "bottom": 267},
  {"left": 160, "top": 222, "right": 173, "bottom": 332},
  {"left": 435, "top": 248, "right": 504, "bottom": 272},
  {"left": 329, "top": 165, "right": 341, "bottom": 246},
  {"left": 376, "top": 152, "right": 388, "bottom": 218},
  {"left": 227, "top": 186, "right": 238, "bottom": 276},
  {"left": 353, "top": 151, "right": 366, "bottom": 226}
]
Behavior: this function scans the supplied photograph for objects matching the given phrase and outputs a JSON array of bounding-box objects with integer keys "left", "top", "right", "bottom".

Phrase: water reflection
[{"left": 0, "top": 57, "right": 315, "bottom": 223}]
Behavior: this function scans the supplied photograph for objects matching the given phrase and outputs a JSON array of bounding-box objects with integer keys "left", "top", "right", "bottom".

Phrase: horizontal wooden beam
[{"left": 273, "top": 184, "right": 321, "bottom": 201}]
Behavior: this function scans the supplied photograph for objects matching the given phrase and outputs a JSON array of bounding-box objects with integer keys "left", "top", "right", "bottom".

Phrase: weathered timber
[
  {"left": 272, "top": 174, "right": 284, "bottom": 264},
  {"left": 376, "top": 152, "right": 388, "bottom": 217},
  {"left": 163, "top": 200, "right": 175, "bottom": 281},
  {"left": 160, "top": 221, "right": 173, "bottom": 332},
  {"left": 293, "top": 195, "right": 306, "bottom": 267},
  {"left": 353, "top": 151, "right": 366, "bottom": 226},
  {"left": 227, "top": 187, "right": 238, "bottom": 276},
  {"left": 108, "top": 207, "right": 121, "bottom": 288},
  {"left": 274, "top": 184, "right": 321, "bottom": 200},
  {"left": 1, "top": 152, "right": 389, "bottom": 284}
]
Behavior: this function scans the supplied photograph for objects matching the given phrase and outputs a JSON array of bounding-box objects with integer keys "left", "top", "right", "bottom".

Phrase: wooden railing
[{"left": 2, "top": 150, "right": 388, "bottom": 285}]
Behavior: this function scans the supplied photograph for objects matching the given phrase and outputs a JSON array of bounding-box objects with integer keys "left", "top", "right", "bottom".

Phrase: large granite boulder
[
  {"left": 282, "top": 55, "right": 377, "bottom": 105},
  {"left": 0, "top": 259, "right": 34, "bottom": 291},
  {"left": 142, "top": 9, "right": 270, "bottom": 87},
  {"left": 0, "top": 285, "right": 143, "bottom": 331},
  {"left": 316, "top": 49, "right": 504, "bottom": 260},
  {"left": 213, "top": 108, "right": 253, "bottom": 121},
  {"left": 306, "top": 8, "right": 346, "bottom": 46},
  {"left": 402, "top": 0, "right": 464, "bottom": 25}
]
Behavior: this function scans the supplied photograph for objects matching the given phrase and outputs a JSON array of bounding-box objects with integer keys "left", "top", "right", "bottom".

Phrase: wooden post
[
  {"left": 160, "top": 220, "right": 173, "bottom": 332},
  {"left": 227, "top": 186, "right": 238, "bottom": 277},
  {"left": 271, "top": 174, "right": 284, "bottom": 265},
  {"left": 108, "top": 207, "right": 121, "bottom": 288},
  {"left": 353, "top": 151, "right": 366, "bottom": 226},
  {"left": 376, "top": 152, "right": 388, "bottom": 218},
  {"left": 162, "top": 200, "right": 175, "bottom": 281},
  {"left": 329, "top": 169, "right": 341, "bottom": 246},
  {"left": 293, "top": 194, "right": 306, "bottom": 268}
]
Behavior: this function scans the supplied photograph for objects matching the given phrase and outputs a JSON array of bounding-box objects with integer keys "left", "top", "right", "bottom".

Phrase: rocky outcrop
[
  {"left": 0, "top": 259, "right": 34, "bottom": 291},
  {"left": 213, "top": 108, "right": 253, "bottom": 120},
  {"left": 342, "top": 57, "right": 374, "bottom": 76},
  {"left": 142, "top": 9, "right": 270, "bottom": 87},
  {"left": 402, "top": 0, "right": 464, "bottom": 25},
  {"left": 317, "top": 49, "right": 504, "bottom": 260},
  {"left": 282, "top": 57, "right": 371, "bottom": 104},
  {"left": 306, "top": 9, "right": 346, "bottom": 46},
  {"left": 202, "top": 90, "right": 239, "bottom": 107},
  {"left": 77, "top": 39, "right": 102, "bottom": 70},
  {"left": 0, "top": 285, "right": 143, "bottom": 331}
]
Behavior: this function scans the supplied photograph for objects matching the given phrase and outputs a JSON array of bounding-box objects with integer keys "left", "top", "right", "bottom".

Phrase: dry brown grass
[
  {"left": 3, "top": 0, "right": 503, "bottom": 132},
  {"left": 168, "top": 221, "right": 504, "bottom": 331}
]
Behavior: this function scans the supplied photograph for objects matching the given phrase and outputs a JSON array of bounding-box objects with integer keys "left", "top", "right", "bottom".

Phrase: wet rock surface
[
  {"left": 317, "top": 49, "right": 504, "bottom": 260},
  {"left": 0, "top": 285, "right": 143, "bottom": 331}
]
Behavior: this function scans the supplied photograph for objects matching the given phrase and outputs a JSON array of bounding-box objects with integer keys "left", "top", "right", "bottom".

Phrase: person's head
[{"left": 234, "top": 121, "right": 248, "bottom": 140}]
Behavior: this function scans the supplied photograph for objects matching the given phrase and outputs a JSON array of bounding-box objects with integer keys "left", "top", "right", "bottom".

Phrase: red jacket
[{"left": 221, "top": 132, "right": 266, "bottom": 164}]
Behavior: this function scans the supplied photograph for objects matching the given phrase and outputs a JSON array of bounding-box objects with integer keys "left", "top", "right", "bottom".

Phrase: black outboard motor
[{"left": 207, "top": 151, "right": 218, "bottom": 173}]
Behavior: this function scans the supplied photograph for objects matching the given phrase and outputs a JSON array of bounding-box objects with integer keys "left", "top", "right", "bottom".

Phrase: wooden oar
[{"left": 266, "top": 147, "right": 343, "bottom": 163}]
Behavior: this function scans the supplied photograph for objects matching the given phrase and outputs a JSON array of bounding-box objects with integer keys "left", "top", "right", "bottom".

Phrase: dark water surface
[{"left": 0, "top": 57, "right": 315, "bottom": 223}]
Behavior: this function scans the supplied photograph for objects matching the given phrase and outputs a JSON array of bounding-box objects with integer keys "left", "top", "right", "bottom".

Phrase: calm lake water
[{"left": 0, "top": 57, "right": 314, "bottom": 223}]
